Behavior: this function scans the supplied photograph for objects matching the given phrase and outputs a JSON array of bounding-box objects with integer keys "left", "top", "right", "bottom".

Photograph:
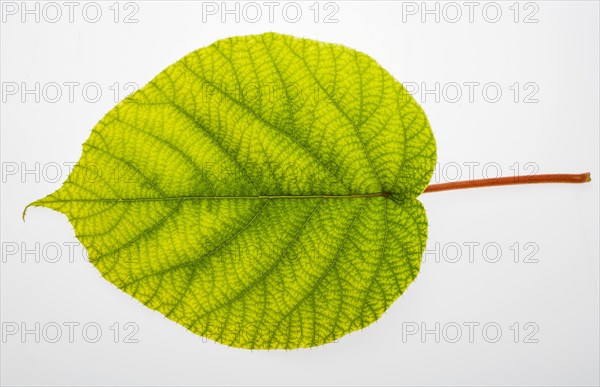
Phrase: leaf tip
[
  {"left": 22, "top": 200, "right": 45, "bottom": 221},
  {"left": 22, "top": 202, "right": 34, "bottom": 222}
]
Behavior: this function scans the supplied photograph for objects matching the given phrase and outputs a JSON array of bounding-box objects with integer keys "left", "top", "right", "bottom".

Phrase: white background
[{"left": 1, "top": 1, "right": 599, "bottom": 386}]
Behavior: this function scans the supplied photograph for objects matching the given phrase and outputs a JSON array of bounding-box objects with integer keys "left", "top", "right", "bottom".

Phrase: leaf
[{"left": 26, "top": 32, "right": 436, "bottom": 349}]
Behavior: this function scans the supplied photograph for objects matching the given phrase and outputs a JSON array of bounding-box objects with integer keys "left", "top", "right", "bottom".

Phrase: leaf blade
[{"left": 28, "top": 32, "right": 436, "bottom": 349}]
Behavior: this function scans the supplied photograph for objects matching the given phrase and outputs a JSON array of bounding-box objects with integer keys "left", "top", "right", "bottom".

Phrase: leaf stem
[{"left": 423, "top": 172, "right": 591, "bottom": 193}]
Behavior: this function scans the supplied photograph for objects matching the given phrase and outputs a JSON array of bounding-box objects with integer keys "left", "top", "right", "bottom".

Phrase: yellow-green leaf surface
[{"left": 27, "top": 32, "right": 436, "bottom": 349}]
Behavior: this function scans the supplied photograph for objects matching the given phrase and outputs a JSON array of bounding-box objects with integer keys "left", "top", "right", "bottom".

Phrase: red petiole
[{"left": 424, "top": 173, "right": 591, "bottom": 193}]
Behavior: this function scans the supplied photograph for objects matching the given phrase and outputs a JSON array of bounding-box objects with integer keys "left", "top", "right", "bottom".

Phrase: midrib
[{"left": 38, "top": 192, "right": 392, "bottom": 203}]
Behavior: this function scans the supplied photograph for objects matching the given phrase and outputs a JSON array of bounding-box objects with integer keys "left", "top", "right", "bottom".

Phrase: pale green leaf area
[{"left": 27, "top": 32, "right": 436, "bottom": 349}]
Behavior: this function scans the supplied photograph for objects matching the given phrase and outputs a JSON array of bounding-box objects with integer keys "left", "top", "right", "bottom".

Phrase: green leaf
[{"left": 26, "top": 32, "right": 436, "bottom": 349}]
